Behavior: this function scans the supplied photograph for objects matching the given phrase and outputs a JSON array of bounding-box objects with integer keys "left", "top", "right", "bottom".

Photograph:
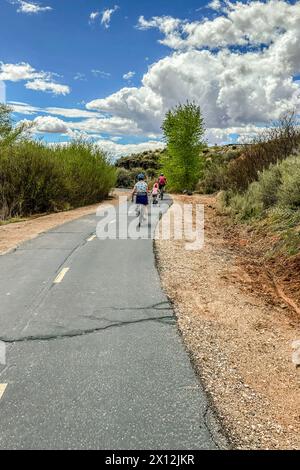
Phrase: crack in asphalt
[
  {"left": 90, "top": 301, "right": 173, "bottom": 312},
  {"left": 17, "top": 234, "right": 96, "bottom": 335},
  {"left": 202, "top": 404, "right": 230, "bottom": 450},
  {"left": 203, "top": 405, "right": 220, "bottom": 449},
  {"left": 0, "top": 314, "right": 175, "bottom": 344}
]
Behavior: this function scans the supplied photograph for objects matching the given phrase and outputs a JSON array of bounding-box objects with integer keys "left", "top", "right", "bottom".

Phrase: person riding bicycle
[
  {"left": 152, "top": 182, "right": 159, "bottom": 205},
  {"left": 158, "top": 173, "right": 167, "bottom": 199},
  {"left": 132, "top": 173, "right": 149, "bottom": 212},
  {"left": 158, "top": 173, "right": 167, "bottom": 191}
]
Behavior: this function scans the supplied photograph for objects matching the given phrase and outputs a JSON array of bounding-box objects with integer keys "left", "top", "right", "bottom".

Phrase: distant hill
[{"left": 115, "top": 149, "right": 165, "bottom": 187}]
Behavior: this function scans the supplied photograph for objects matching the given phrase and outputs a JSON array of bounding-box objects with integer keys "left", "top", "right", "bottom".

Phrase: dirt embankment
[
  {"left": 155, "top": 194, "right": 300, "bottom": 450},
  {"left": 0, "top": 192, "right": 127, "bottom": 255}
]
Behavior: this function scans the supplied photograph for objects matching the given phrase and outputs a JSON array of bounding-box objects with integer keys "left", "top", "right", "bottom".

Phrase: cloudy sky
[{"left": 1, "top": 0, "right": 300, "bottom": 156}]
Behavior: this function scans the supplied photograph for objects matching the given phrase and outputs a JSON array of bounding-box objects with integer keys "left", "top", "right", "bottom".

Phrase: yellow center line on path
[
  {"left": 87, "top": 234, "right": 97, "bottom": 242},
  {"left": 0, "top": 384, "right": 7, "bottom": 400},
  {"left": 53, "top": 267, "right": 70, "bottom": 284}
]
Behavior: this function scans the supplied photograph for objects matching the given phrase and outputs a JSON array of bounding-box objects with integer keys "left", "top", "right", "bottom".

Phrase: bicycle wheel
[{"left": 139, "top": 205, "right": 144, "bottom": 227}]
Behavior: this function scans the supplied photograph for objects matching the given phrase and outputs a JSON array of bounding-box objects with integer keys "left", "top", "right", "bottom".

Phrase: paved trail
[{"left": 0, "top": 197, "right": 223, "bottom": 449}]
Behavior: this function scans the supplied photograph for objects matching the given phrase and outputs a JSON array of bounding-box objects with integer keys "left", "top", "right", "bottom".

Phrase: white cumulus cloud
[
  {"left": 94, "top": 139, "right": 164, "bottom": 158},
  {"left": 0, "top": 62, "right": 70, "bottom": 96},
  {"left": 137, "top": 0, "right": 300, "bottom": 50},
  {"left": 0, "top": 62, "right": 42, "bottom": 81},
  {"left": 25, "top": 79, "right": 70, "bottom": 95},
  {"left": 9, "top": 102, "right": 102, "bottom": 118},
  {"left": 0, "top": 81, "right": 6, "bottom": 102},
  {"left": 123, "top": 71, "right": 136, "bottom": 80},
  {"left": 87, "top": 0, "right": 300, "bottom": 142},
  {"left": 25, "top": 116, "right": 69, "bottom": 134},
  {"left": 89, "top": 11, "right": 99, "bottom": 22},
  {"left": 207, "top": 0, "right": 223, "bottom": 11},
  {"left": 74, "top": 72, "right": 86, "bottom": 81},
  {"left": 92, "top": 69, "right": 111, "bottom": 78},
  {"left": 101, "top": 5, "right": 119, "bottom": 29},
  {"left": 14, "top": 1, "right": 52, "bottom": 14}
]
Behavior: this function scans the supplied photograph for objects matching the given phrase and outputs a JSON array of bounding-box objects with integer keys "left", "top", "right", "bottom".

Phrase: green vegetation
[
  {"left": 115, "top": 149, "right": 164, "bottom": 187},
  {"left": 223, "top": 156, "right": 300, "bottom": 220},
  {"left": 197, "top": 145, "right": 243, "bottom": 194},
  {"left": 197, "top": 112, "right": 300, "bottom": 195},
  {"left": 162, "top": 102, "right": 205, "bottom": 192},
  {"left": 214, "top": 113, "right": 300, "bottom": 257},
  {"left": 219, "top": 156, "right": 300, "bottom": 256},
  {"left": 0, "top": 105, "right": 116, "bottom": 220}
]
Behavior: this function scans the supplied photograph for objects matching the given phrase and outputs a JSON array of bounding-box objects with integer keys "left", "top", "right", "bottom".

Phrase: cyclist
[
  {"left": 158, "top": 173, "right": 167, "bottom": 199},
  {"left": 132, "top": 173, "right": 149, "bottom": 222},
  {"left": 151, "top": 182, "right": 159, "bottom": 205}
]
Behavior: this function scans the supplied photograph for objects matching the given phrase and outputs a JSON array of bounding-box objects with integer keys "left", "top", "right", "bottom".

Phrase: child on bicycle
[
  {"left": 132, "top": 173, "right": 149, "bottom": 217},
  {"left": 152, "top": 182, "right": 159, "bottom": 205}
]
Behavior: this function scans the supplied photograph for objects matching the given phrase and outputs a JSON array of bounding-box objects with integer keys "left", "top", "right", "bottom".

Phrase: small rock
[{"left": 291, "top": 340, "right": 300, "bottom": 367}]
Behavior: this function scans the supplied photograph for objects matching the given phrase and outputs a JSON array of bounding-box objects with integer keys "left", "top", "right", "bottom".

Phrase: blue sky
[
  {"left": 1, "top": 0, "right": 214, "bottom": 109},
  {"left": 1, "top": 0, "right": 299, "bottom": 155}
]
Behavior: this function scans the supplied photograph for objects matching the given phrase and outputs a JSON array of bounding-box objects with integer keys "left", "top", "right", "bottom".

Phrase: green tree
[
  {"left": 0, "top": 104, "right": 29, "bottom": 145},
  {"left": 0, "top": 104, "right": 13, "bottom": 137},
  {"left": 162, "top": 102, "right": 206, "bottom": 192}
]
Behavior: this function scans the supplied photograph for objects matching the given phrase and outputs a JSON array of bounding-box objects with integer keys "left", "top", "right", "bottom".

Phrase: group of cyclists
[{"left": 131, "top": 173, "right": 167, "bottom": 226}]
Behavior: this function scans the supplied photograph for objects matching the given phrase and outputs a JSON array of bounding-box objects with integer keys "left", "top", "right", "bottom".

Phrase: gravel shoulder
[
  {"left": 0, "top": 191, "right": 126, "bottom": 255},
  {"left": 155, "top": 194, "right": 300, "bottom": 450}
]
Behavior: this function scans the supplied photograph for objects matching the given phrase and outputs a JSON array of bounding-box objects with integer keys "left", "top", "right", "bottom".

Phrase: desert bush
[
  {"left": 0, "top": 139, "right": 116, "bottom": 220},
  {"left": 225, "top": 112, "right": 300, "bottom": 191},
  {"left": 0, "top": 141, "right": 67, "bottom": 219},
  {"left": 222, "top": 155, "right": 300, "bottom": 222},
  {"left": 278, "top": 157, "right": 300, "bottom": 209},
  {"left": 50, "top": 141, "right": 116, "bottom": 207},
  {"left": 196, "top": 146, "right": 243, "bottom": 193},
  {"left": 257, "top": 165, "right": 282, "bottom": 208},
  {"left": 115, "top": 149, "right": 163, "bottom": 187},
  {"left": 227, "top": 183, "right": 263, "bottom": 220},
  {"left": 116, "top": 167, "right": 132, "bottom": 188},
  {"left": 197, "top": 162, "right": 227, "bottom": 194}
]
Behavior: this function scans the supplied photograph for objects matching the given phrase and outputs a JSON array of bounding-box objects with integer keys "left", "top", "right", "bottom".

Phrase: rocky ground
[{"left": 155, "top": 194, "right": 300, "bottom": 450}]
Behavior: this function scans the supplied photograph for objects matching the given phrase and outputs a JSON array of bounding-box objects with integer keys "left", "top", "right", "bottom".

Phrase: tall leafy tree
[
  {"left": 0, "top": 104, "right": 29, "bottom": 145},
  {"left": 162, "top": 102, "right": 205, "bottom": 192},
  {"left": 0, "top": 104, "right": 13, "bottom": 138}
]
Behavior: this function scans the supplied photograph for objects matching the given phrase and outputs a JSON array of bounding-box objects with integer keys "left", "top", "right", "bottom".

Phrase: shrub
[
  {"left": 115, "top": 149, "right": 163, "bottom": 187},
  {"left": 198, "top": 162, "right": 227, "bottom": 194},
  {"left": 222, "top": 155, "right": 300, "bottom": 222},
  {"left": 0, "top": 141, "right": 67, "bottom": 219},
  {"left": 278, "top": 157, "right": 300, "bottom": 209},
  {"left": 0, "top": 139, "right": 116, "bottom": 220},
  {"left": 116, "top": 167, "right": 132, "bottom": 188},
  {"left": 51, "top": 141, "right": 116, "bottom": 207},
  {"left": 128, "top": 167, "right": 146, "bottom": 182},
  {"left": 225, "top": 112, "right": 300, "bottom": 191},
  {"left": 227, "top": 183, "right": 263, "bottom": 221},
  {"left": 257, "top": 165, "right": 282, "bottom": 209}
]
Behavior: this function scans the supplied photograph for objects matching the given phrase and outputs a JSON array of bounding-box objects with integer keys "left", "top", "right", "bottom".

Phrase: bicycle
[
  {"left": 136, "top": 203, "right": 146, "bottom": 227},
  {"left": 159, "top": 186, "right": 165, "bottom": 200},
  {"left": 132, "top": 193, "right": 147, "bottom": 227}
]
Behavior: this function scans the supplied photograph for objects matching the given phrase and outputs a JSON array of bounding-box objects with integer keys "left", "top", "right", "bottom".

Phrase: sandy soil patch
[
  {"left": 155, "top": 194, "right": 300, "bottom": 450},
  {"left": 0, "top": 191, "right": 128, "bottom": 255}
]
